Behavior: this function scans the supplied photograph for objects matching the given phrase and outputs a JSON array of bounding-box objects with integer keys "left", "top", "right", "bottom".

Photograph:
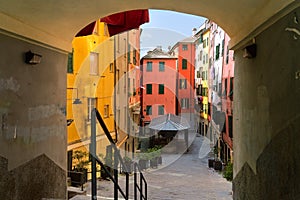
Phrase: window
[
  {"left": 159, "top": 84, "right": 164, "bottom": 94},
  {"left": 179, "top": 79, "right": 187, "bottom": 89},
  {"left": 223, "top": 78, "right": 228, "bottom": 96},
  {"left": 200, "top": 51, "right": 203, "bottom": 61},
  {"left": 181, "top": 98, "right": 189, "bottom": 109},
  {"left": 146, "top": 84, "right": 152, "bottom": 94},
  {"left": 109, "top": 63, "right": 114, "bottom": 73},
  {"left": 127, "top": 44, "right": 131, "bottom": 63},
  {"left": 229, "top": 77, "right": 234, "bottom": 100},
  {"left": 159, "top": 62, "right": 165, "bottom": 72},
  {"left": 104, "top": 105, "right": 109, "bottom": 118},
  {"left": 215, "top": 44, "right": 220, "bottom": 60},
  {"left": 146, "top": 105, "right": 152, "bottom": 115},
  {"left": 203, "top": 104, "right": 208, "bottom": 114},
  {"left": 203, "top": 39, "right": 206, "bottom": 48},
  {"left": 133, "top": 49, "right": 137, "bottom": 65},
  {"left": 87, "top": 98, "right": 97, "bottom": 122},
  {"left": 202, "top": 88, "right": 208, "bottom": 97},
  {"left": 182, "top": 44, "right": 188, "bottom": 51},
  {"left": 90, "top": 52, "right": 99, "bottom": 75},
  {"left": 226, "top": 47, "right": 229, "bottom": 64},
  {"left": 222, "top": 39, "right": 225, "bottom": 55},
  {"left": 158, "top": 105, "right": 164, "bottom": 115},
  {"left": 228, "top": 116, "right": 233, "bottom": 138},
  {"left": 197, "top": 71, "right": 200, "bottom": 78},
  {"left": 67, "top": 51, "right": 73, "bottom": 73},
  {"left": 182, "top": 59, "right": 187, "bottom": 69},
  {"left": 196, "top": 85, "right": 202, "bottom": 95},
  {"left": 146, "top": 62, "right": 152, "bottom": 72},
  {"left": 202, "top": 71, "right": 206, "bottom": 80}
]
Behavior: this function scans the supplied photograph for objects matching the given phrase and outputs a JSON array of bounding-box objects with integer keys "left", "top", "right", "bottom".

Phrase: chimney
[{"left": 192, "top": 28, "right": 197, "bottom": 36}]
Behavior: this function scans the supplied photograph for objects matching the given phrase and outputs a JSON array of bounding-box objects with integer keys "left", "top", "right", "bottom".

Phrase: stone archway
[{"left": 0, "top": 1, "right": 300, "bottom": 199}]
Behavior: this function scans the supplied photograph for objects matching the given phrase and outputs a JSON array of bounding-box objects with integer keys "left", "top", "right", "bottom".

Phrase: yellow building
[
  {"left": 67, "top": 20, "right": 142, "bottom": 174},
  {"left": 200, "top": 25, "right": 210, "bottom": 136},
  {"left": 67, "top": 20, "right": 115, "bottom": 173}
]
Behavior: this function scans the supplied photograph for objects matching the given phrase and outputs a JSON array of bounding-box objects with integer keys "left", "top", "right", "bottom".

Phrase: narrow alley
[{"left": 71, "top": 134, "right": 232, "bottom": 200}]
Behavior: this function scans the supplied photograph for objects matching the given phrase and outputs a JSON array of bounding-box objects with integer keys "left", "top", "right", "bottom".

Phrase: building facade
[
  {"left": 140, "top": 47, "right": 178, "bottom": 131},
  {"left": 170, "top": 37, "right": 196, "bottom": 128},
  {"left": 220, "top": 33, "right": 234, "bottom": 163},
  {"left": 194, "top": 21, "right": 211, "bottom": 138},
  {"left": 67, "top": 21, "right": 142, "bottom": 173}
]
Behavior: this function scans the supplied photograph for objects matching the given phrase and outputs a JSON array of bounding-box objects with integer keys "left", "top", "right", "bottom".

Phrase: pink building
[{"left": 220, "top": 33, "right": 235, "bottom": 163}]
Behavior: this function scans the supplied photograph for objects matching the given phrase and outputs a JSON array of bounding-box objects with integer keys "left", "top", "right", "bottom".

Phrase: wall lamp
[
  {"left": 25, "top": 50, "right": 42, "bottom": 65},
  {"left": 67, "top": 87, "right": 82, "bottom": 104},
  {"left": 243, "top": 39, "right": 257, "bottom": 59}
]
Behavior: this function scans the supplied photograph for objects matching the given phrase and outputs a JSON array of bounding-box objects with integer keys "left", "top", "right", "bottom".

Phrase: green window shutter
[
  {"left": 146, "top": 84, "right": 152, "bottom": 94},
  {"left": 182, "top": 59, "right": 187, "bottom": 69},
  {"left": 159, "top": 62, "right": 165, "bottom": 71},
  {"left": 159, "top": 84, "right": 164, "bottom": 94},
  {"left": 216, "top": 44, "right": 220, "bottom": 60},
  {"left": 67, "top": 51, "right": 73, "bottom": 73},
  {"left": 146, "top": 105, "right": 152, "bottom": 115},
  {"left": 146, "top": 62, "right": 152, "bottom": 71},
  {"left": 158, "top": 105, "right": 164, "bottom": 115},
  {"left": 127, "top": 44, "right": 131, "bottom": 63}
]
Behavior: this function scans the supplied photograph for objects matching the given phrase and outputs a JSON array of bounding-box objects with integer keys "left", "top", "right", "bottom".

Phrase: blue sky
[{"left": 140, "top": 9, "right": 206, "bottom": 56}]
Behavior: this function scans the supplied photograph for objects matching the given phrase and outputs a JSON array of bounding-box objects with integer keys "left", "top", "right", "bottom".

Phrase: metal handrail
[
  {"left": 93, "top": 108, "right": 147, "bottom": 200},
  {"left": 134, "top": 163, "right": 147, "bottom": 200},
  {"left": 93, "top": 108, "right": 129, "bottom": 199}
]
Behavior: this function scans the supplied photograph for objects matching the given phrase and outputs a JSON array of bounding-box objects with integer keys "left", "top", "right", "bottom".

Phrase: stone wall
[
  {"left": 233, "top": 6, "right": 300, "bottom": 199},
  {"left": 0, "top": 32, "right": 67, "bottom": 198}
]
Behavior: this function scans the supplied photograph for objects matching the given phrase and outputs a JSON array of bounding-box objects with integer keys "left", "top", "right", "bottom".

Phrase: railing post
[
  {"left": 134, "top": 164, "right": 137, "bottom": 200},
  {"left": 126, "top": 173, "right": 129, "bottom": 199},
  {"left": 140, "top": 171, "right": 143, "bottom": 200},
  {"left": 145, "top": 181, "right": 147, "bottom": 200},
  {"left": 91, "top": 109, "right": 97, "bottom": 200},
  {"left": 114, "top": 148, "right": 119, "bottom": 200}
]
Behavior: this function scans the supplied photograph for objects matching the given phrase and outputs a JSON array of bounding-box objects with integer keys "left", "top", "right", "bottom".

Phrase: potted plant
[
  {"left": 148, "top": 147, "right": 162, "bottom": 168},
  {"left": 154, "top": 145, "right": 163, "bottom": 165},
  {"left": 212, "top": 146, "right": 222, "bottom": 170},
  {"left": 137, "top": 152, "right": 149, "bottom": 170},
  {"left": 222, "top": 161, "right": 233, "bottom": 181},
  {"left": 208, "top": 158, "right": 215, "bottom": 168},
  {"left": 122, "top": 156, "right": 133, "bottom": 174},
  {"left": 71, "top": 150, "right": 89, "bottom": 186}
]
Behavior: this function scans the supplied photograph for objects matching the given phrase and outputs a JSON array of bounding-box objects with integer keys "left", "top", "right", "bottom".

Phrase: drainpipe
[{"left": 114, "top": 35, "right": 118, "bottom": 142}]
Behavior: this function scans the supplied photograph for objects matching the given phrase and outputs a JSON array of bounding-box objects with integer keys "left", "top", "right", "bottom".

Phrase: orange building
[
  {"left": 170, "top": 37, "right": 196, "bottom": 126},
  {"left": 140, "top": 47, "right": 177, "bottom": 129}
]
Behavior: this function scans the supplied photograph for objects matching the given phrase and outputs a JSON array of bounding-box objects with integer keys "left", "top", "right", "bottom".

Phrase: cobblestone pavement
[{"left": 70, "top": 135, "right": 232, "bottom": 200}]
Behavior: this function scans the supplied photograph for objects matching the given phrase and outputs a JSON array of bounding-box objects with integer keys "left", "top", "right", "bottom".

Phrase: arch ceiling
[{"left": 0, "top": 0, "right": 296, "bottom": 52}]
